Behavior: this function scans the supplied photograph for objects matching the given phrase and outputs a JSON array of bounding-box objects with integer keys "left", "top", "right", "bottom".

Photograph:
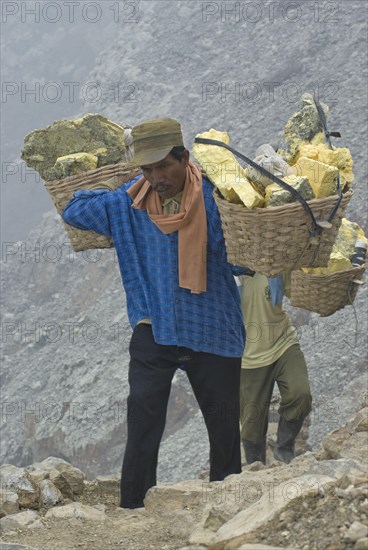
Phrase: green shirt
[{"left": 240, "top": 273, "right": 298, "bottom": 369}]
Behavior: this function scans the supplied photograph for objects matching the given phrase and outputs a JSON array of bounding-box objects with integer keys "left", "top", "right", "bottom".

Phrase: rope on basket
[
  {"left": 347, "top": 280, "right": 359, "bottom": 348},
  {"left": 313, "top": 98, "right": 343, "bottom": 223},
  {"left": 346, "top": 267, "right": 366, "bottom": 347}
]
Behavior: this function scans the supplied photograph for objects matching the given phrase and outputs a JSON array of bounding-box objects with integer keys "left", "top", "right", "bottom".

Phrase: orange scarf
[{"left": 127, "top": 161, "right": 207, "bottom": 294}]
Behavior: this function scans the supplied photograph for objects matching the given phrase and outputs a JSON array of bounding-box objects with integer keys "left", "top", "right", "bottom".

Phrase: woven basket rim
[
  {"left": 290, "top": 264, "right": 365, "bottom": 316},
  {"left": 294, "top": 265, "right": 366, "bottom": 280},
  {"left": 45, "top": 161, "right": 139, "bottom": 185},
  {"left": 213, "top": 187, "right": 353, "bottom": 213}
]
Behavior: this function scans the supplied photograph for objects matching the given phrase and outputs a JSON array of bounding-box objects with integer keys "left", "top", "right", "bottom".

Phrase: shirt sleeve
[
  {"left": 230, "top": 265, "right": 251, "bottom": 276},
  {"left": 62, "top": 189, "right": 112, "bottom": 237}
]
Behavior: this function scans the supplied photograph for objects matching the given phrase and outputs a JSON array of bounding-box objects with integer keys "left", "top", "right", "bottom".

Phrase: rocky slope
[{"left": 0, "top": 405, "right": 367, "bottom": 550}]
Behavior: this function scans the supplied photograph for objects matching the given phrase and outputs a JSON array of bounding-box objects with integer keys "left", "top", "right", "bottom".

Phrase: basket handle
[
  {"left": 314, "top": 98, "right": 341, "bottom": 148},
  {"left": 313, "top": 98, "right": 343, "bottom": 224},
  {"left": 194, "top": 136, "right": 323, "bottom": 236}
]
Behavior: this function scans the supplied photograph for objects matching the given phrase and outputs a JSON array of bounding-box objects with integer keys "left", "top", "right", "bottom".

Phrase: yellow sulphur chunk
[{"left": 192, "top": 129, "right": 264, "bottom": 208}]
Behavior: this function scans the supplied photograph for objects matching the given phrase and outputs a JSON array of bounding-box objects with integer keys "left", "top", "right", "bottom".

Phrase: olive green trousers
[{"left": 240, "top": 344, "right": 312, "bottom": 443}]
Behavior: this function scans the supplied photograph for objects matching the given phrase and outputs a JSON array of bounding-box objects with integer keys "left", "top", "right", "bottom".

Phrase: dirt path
[{"left": 0, "top": 507, "right": 192, "bottom": 550}]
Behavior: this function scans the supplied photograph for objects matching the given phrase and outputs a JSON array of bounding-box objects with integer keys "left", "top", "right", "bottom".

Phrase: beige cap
[{"left": 132, "top": 118, "right": 184, "bottom": 166}]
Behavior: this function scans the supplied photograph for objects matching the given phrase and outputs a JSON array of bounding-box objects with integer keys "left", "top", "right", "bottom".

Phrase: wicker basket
[
  {"left": 45, "top": 162, "right": 141, "bottom": 251},
  {"left": 290, "top": 266, "right": 366, "bottom": 317},
  {"left": 213, "top": 189, "right": 353, "bottom": 276}
]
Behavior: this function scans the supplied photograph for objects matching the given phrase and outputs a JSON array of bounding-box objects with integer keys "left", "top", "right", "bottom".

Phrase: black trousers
[{"left": 120, "top": 324, "right": 241, "bottom": 508}]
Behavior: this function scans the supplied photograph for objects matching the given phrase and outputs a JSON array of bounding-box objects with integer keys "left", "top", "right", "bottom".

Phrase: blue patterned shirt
[{"left": 62, "top": 176, "right": 245, "bottom": 357}]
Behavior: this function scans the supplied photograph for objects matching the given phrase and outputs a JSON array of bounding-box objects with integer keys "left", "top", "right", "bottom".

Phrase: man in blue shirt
[{"left": 62, "top": 118, "right": 246, "bottom": 508}]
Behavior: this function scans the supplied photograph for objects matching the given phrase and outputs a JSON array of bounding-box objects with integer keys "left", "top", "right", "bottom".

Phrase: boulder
[
  {"left": 39, "top": 479, "right": 63, "bottom": 508},
  {"left": 347, "top": 407, "right": 368, "bottom": 432},
  {"left": 82, "top": 475, "right": 120, "bottom": 506},
  {"left": 95, "top": 475, "right": 120, "bottom": 503},
  {"left": 45, "top": 502, "right": 106, "bottom": 522},
  {"left": 0, "top": 489, "right": 19, "bottom": 516},
  {"left": 322, "top": 409, "right": 368, "bottom": 463},
  {"left": 206, "top": 474, "right": 336, "bottom": 549},
  {"left": 0, "top": 465, "right": 39, "bottom": 509},
  {"left": 144, "top": 479, "right": 206, "bottom": 514},
  {"left": 0, "top": 510, "right": 40, "bottom": 532},
  {"left": 26, "top": 456, "right": 85, "bottom": 498},
  {"left": 305, "top": 458, "right": 366, "bottom": 480}
]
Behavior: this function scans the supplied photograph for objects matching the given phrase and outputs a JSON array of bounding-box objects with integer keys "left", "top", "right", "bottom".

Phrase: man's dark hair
[{"left": 170, "top": 146, "right": 187, "bottom": 161}]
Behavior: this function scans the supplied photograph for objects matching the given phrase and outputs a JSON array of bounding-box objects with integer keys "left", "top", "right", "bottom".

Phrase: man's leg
[
  {"left": 274, "top": 344, "right": 312, "bottom": 463},
  {"left": 186, "top": 353, "right": 242, "bottom": 481},
  {"left": 120, "top": 325, "right": 177, "bottom": 508},
  {"left": 239, "top": 365, "right": 276, "bottom": 464}
]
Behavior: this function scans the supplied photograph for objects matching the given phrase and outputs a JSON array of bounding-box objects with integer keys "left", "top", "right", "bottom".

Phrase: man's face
[{"left": 141, "top": 150, "right": 189, "bottom": 200}]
